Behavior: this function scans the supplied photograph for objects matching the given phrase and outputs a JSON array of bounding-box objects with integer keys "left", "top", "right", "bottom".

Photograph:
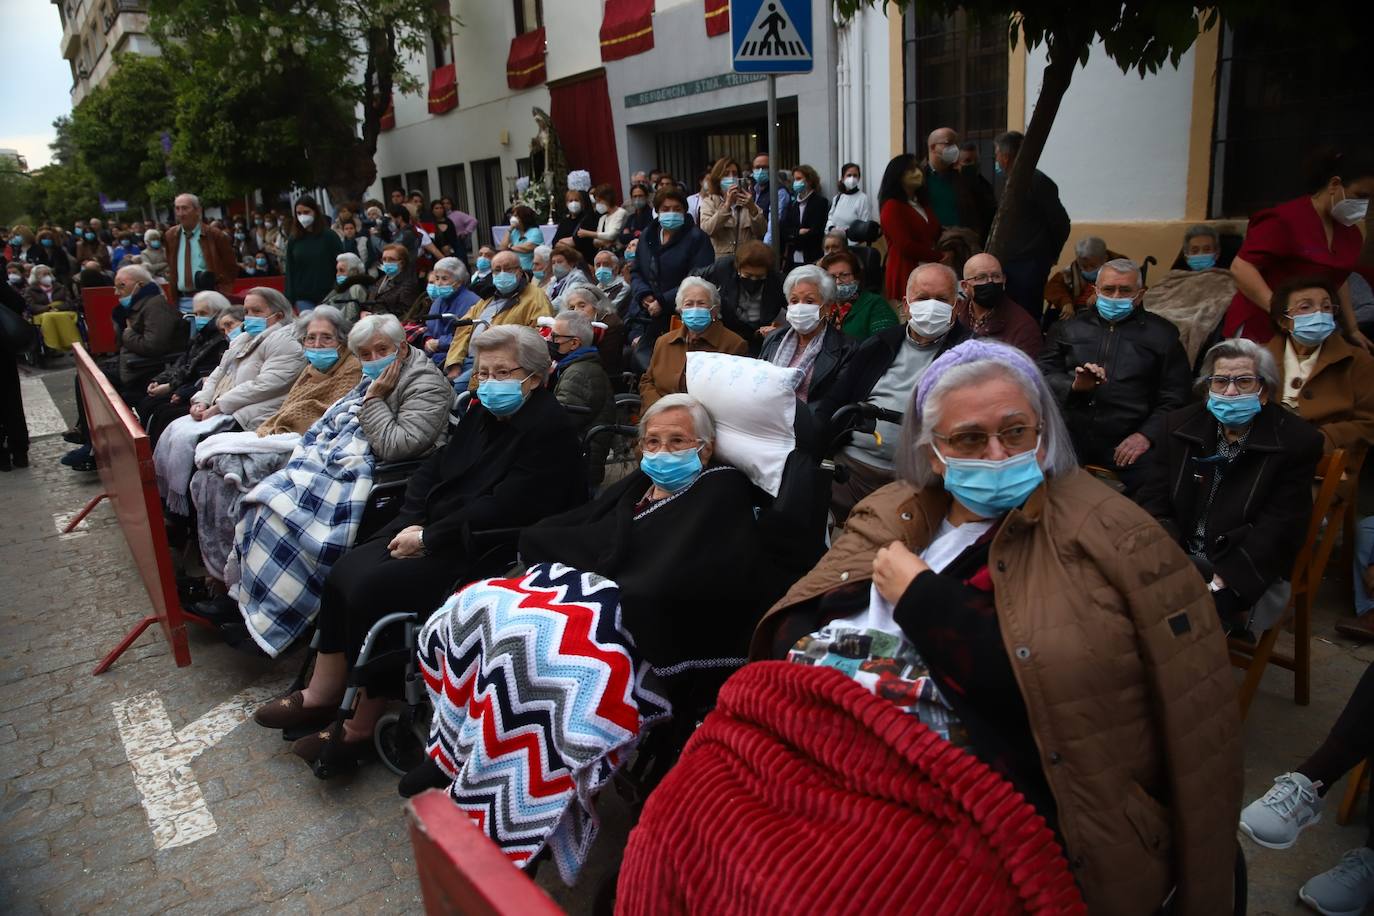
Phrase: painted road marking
[
  {"left": 52, "top": 511, "right": 90, "bottom": 540},
  {"left": 20, "top": 375, "right": 67, "bottom": 437},
  {"left": 112, "top": 685, "right": 281, "bottom": 850}
]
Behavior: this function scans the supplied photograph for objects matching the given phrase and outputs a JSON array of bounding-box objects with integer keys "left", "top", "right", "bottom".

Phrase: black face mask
[
  {"left": 971, "top": 281, "right": 1004, "bottom": 307},
  {"left": 738, "top": 275, "right": 765, "bottom": 295},
  {"left": 547, "top": 339, "right": 565, "bottom": 363}
]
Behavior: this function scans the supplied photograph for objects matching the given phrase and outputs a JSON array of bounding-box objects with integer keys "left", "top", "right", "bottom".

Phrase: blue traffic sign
[{"left": 731, "top": 0, "right": 813, "bottom": 74}]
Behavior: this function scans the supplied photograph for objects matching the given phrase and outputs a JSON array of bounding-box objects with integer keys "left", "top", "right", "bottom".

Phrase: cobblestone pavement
[{"left": 1, "top": 362, "right": 1371, "bottom": 915}]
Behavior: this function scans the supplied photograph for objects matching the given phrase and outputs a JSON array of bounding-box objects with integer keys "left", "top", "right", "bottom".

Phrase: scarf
[{"left": 772, "top": 327, "right": 826, "bottom": 401}]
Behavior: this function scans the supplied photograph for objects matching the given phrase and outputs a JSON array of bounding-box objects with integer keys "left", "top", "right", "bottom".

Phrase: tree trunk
[{"left": 985, "top": 34, "right": 1085, "bottom": 260}]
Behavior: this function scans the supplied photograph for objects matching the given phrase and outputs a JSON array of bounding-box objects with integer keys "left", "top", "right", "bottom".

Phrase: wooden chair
[
  {"left": 1229, "top": 449, "right": 1349, "bottom": 717},
  {"left": 1338, "top": 758, "right": 1371, "bottom": 826}
]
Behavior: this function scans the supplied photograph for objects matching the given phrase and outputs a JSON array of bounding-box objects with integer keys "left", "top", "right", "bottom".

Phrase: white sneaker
[
  {"left": 1239, "top": 772, "right": 1323, "bottom": 849},
  {"left": 1298, "top": 847, "right": 1374, "bottom": 916}
]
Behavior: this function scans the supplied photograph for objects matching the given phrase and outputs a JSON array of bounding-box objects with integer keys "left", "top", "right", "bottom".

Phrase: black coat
[
  {"left": 552, "top": 210, "right": 600, "bottom": 265},
  {"left": 814, "top": 321, "right": 971, "bottom": 434},
  {"left": 617, "top": 206, "right": 654, "bottom": 251},
  {"left": 153, "top": 322, "right": 229, "bottom": 398},
  {"left": 759, "top": 324, "right": 857, "bottom": 408},
  {"left": 393, "top": 388, "right": 586, "bottom": 552},
  {"left": 696, "top": 255, "right": 785, "bottom": 347},
  {"left": 518, "top": 465, "right": 798, "bottom": 680},
  {"left": 1135, "top": 401, "right": 1324, "bottom": 607},
  {"left": 1037, "top": 306, "right": 1192, "bottom": 466},
  {"left": 628, "top": 218, "right": 714, "bottom": 335},
  {"left": 780, "top": 192, "right": 830, "bottom": 266}
]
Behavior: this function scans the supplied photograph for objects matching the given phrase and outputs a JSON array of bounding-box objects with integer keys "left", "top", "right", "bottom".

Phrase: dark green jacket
[
  {"left": 284, "top": 230, "right": 346, "bottom": 304},
  {"left": 840, "top": 289, "right": 899, "bottom": 341},
  {"left": 554, "top": 352, "right": 615, "bottom": 485}
]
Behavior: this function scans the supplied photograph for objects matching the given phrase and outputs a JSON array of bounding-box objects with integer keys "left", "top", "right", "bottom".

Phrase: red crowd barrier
[
  {"left": 231, "top": 274, "right": 285, "bottom": 295},
  {"left": 406, "top": 790, "right": 563, "bottom": 916},
  {"left": 68, "top": 343, "right": 214, "bottom": 674},
  {"left": 81, "top": 276, "right": 289, "bottom": 355}
]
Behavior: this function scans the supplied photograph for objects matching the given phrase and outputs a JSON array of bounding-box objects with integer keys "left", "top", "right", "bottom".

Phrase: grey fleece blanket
[{"left": 190, "top": 431, "right": 300, "bottom": 581}]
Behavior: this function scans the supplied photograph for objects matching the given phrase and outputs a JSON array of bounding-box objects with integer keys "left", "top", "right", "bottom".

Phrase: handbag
[{"left": 0, "top": 304, "right": 36, "bottom": 354}]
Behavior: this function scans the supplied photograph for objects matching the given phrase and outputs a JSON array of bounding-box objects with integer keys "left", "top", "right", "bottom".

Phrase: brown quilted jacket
[{"left": 752, "top": 470, "right": 1243, "bottom": 916}]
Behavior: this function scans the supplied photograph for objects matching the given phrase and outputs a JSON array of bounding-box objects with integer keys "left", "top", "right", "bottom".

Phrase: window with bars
[
  {"left": 903, "top": 11, "right": 1007, "bottom": 166},
  {"left": 438, "top": 164, "right": 469, "bottom": 214},
  {"left": 471, "top": 158, "right": 506, "bottom": 247},
  {"left": 1209, "top": 20, "right": 1373, "bottom": 218},
  {"left": 513, "top": 0, "right": 543, "bottom": 35},
  {"left": 405, "top": 170, "right": 432, "bottom": 203}
]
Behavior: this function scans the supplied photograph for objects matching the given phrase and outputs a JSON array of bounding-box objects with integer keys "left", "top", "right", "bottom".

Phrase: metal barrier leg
[
  {"left": 63, "top": 493, "right": 108, "bottom": 533},
  {"left": 92, "top": 614, "right": 158, "bottom": 675}
]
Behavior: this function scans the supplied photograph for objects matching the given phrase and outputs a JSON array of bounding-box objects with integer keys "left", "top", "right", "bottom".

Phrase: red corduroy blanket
[{"left": 616, "top": 661, "right": 1086, "bottom": 915}]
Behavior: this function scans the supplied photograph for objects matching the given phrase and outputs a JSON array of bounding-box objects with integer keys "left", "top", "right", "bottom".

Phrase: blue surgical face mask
[
  {"left": 640, "top": 446, "right": 703, "bottom": 493},
  {"left": 380, "top": 262, "right": 400, "bottom": 276},
  {"left": 191, "top": 315, "right": 212, "bottom": 333},
  {"left": 595, "top": 266, "right": 614, "bottom": 285},
  {"left": 151, "top": 240, "right": 162, "bottom": 249},
  {"left": 792, "top": 179, "right": 806, "bottom": 194},
  {"left": 1291, "top": 311, "right": 1336, "bottom": 346},
  {"left": 336, "top": 274, "right": 349, "bottom": 285},
  {"left": 680, "top": 307, "right": 713, "bottom": 333},
  {"left": 994, "top": 161, "right": 1004, "bottom": 176},
  {"left": 720, "top": 176, "right": 738, "bottom": 191},
  {"left": 41, "top": 238, "right": 54, "bottom": 247},
  {"left": 85, "top": 232, "right": 96, "bottom": 241},
  {"left": 1095, "top": 294, "right": 1135, "bottom": 322},
  {"left": 658, "top": 211, "right": 685, "bottom": 231},
  {"left": 427, "top": 283, "right": 452, "bottom": 300},
  {"left": 242, "top": 315, "right": 269, "bottom": 336},
  {"left": 493, "top": 271, "right": 519, "bottom": 295},
  {"left": 1186, "top": 253, "right": 1217, "bottom": 271},
  {"left": 552, "top": 263, "right": 569, "bottom": 279},
  {"left": 1207, "top": 392, "right": 1263, "bottom": 429},
  {"left": 626, "top": 249, "right": 637, "bottom": 261},
  {"left": 118, "top": 293, "right": 133, "bottom": 307},
  {"left": 476, "top": 256, "right": 492, "bottom": 272},
  {"left": 305, "top": 347, "right": 341, "bottom": 372},
  {"left": 753, "top": 168, "right": 768, "bottom": 184},
  {"left": 532, "top": 269, "right": 546, "bottom": 282},
  {"left": 1081, "top": 267, "right": 1099, "bottom": 282},
  {"left": 227, "top": 326, "right": 243, "bottom": 342},
  {"left": 476, "top": 376, "right": 530, "bottom": 416},
  {"left": 935, "top": 441, "right": 1045, "bottom": 519},
  {"left": 361, "top": 352, "right": 397, "bottom": 379}
]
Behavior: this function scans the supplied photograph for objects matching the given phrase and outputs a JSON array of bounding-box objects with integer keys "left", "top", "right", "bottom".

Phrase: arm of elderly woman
[
  {"left": 358, "top": 357, "right": 452, "bottom": 463},
  {"left": 214, "top": 337, "right": 307, "bottom": 417}
]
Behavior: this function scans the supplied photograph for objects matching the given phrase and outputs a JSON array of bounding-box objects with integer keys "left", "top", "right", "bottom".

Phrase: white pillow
[{"left": 685, "top": 351, "right": 799, "bottom": 496}]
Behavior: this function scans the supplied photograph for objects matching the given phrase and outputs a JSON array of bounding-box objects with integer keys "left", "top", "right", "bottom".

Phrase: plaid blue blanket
[{"left": 229, "top": 380, "right": 375, "bottom": 656}]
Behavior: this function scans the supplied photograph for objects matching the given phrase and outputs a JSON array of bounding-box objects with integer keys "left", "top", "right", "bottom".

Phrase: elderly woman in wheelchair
[{"left": 250, "top": 325, "right": 587, "bottom": 771}]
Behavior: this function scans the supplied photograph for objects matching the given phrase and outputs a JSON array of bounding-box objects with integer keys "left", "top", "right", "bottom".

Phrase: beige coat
[
  {"left": 754, "top": 472, "right": 1243, "bottom": 916},
  {"left": 697, "top": 192, "right": 767, "bottom": 260},
  {"left": 193, "top": 320, "right": 306, "bottom": 430}
]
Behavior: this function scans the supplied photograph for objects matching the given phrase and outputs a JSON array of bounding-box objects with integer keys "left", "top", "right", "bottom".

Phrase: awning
[
  {"left": 506, "top": 27, "right": 547, "bottom": 90},
  {"left": 427, "top": 63, "right": 458, "bottom": 115},
  {"left": 704, "top": 0, "right": 729, "bottom": 37},
  {"left": 600, "top": 0, "right": 654, "bottom": 62},
  {"left": 379, "top": 94, "right": 395, "bottom": 131}
]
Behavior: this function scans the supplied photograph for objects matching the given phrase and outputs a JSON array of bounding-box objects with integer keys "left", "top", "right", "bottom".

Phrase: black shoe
[
  {"left": 190, "top": 595, "right": 240, "bottom": 627},
  {"left": 398, "top": 757, "right": 451, "bottom": 798},
  {"left": 62, "top": 429, "right": 84, "bottom": 444},
  {"left": 10, "top": 453, "right": 28, "bottom": 469},
  {"left": 60, "top": 445, "right": 96, "bottom": 471}
]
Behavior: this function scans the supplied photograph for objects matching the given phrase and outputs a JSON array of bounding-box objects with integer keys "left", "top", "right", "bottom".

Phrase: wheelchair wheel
[{"left": 374, "top": 704, "right": 431, "bottom": 777}]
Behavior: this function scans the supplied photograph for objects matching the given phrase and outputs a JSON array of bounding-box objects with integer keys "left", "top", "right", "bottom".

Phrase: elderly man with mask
[
  {"left": 924, "top": 127, "right": 995, "bottom": 241},
  {"left": 549, "top": 308, "right": 615, "bottom": 485},
  {"left": 1044, "top": 236, "right": 1125, "bottom": 321},
  {"left": 817, "top": 262, "right": 970, "bottom": 521},
  {"left": 442, "top": 249, "right": 553, "bottom": 389},
  {"left": 1039, "top": 257, "right": 1191, "bottom": 492},
  {"left": 163, "top": 193, "right": 237, "bottom": 301},
  {"left": 953, "top": 252, "right": 1043, "bottom": 358}
]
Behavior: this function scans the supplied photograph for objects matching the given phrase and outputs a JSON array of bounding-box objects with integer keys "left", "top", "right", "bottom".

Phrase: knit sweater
[{"left": 284, "top": 230, "right": 346, "bottom": 304}]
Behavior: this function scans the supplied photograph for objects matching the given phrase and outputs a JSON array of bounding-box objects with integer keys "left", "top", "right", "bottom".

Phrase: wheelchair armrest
[
  {"left": 374, "top": 458, "right": 425, "bottom": 480},
  {"left": 584, "top": 423, "right": 637, "bottom": 451}
]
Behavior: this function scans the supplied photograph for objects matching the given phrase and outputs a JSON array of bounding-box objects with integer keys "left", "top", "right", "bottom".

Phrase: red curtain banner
[
  {"left": 704, "top": 0, "right": 729, "bottom": 37},
  {"left": 507, "top": 27, "right": 547, "bottom": 89},
  {"left": 600, "top": 0, "right": 654, "bottom": 62},
  {"left": 428, "top": 63, "right": 458, "bottom": 114},
  {"left": 550, "top": 72, "right": 623, "bottom": 204}
]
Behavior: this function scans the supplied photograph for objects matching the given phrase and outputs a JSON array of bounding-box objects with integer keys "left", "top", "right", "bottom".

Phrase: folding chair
[{"left": 1230, "top": 449, "right": 1348, "bottom": 717}]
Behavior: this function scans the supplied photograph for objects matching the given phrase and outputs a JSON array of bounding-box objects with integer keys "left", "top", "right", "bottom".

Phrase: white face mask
[
  {"left": 40, "top": 275, "right": 53, "bottom": 287},
  {"left": 939, "top": 144, "right": 960, "bottom": 166},
  {"left": 509, "top": 216, "right": 520, "bottom": 228},
  {"left": 842, "top": 175, "right": 860, "bottom": 191},
  {"left": 907, "top": 298, "right": 953, "bottom": 338},
  {"left": 786, "top": 303, "right": 822, "bottom": 334},
  {"left": 297, "top": 213, "right": 315, "bottom": 228},
  {"left": 595, "top": 201, "right": 608, "bottom": 215},
  {"left": 1332, "top": 196, "right": 1368, "bottom": 227},
  {"left": 567, "top": 201, "right": 582, "bottom": 215}
]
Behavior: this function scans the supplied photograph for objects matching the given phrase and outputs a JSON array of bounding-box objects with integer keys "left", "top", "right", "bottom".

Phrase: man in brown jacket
[{"left": 163, "top": 193, "right": 237, "bottom": 298}]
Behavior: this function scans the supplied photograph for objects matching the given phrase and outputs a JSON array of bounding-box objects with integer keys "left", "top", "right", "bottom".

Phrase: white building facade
[{"left": 55, "top": 0, "right": 160, "bottom": 106}]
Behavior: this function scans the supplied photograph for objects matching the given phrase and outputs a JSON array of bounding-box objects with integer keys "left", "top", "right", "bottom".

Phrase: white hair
[
  {"left": 471, "top": 324, "right": 549, "bottom": 381},
  {"left": 675, "top": 276, "right": 721, "bottom": 312},
  {"left": 783, "top": 264, "right": 837, "bottom": 303},
  {"left": 1099, "top": 257, "right": 1141, "bottom": 286},
  {"left": 563, "top": 282, "right": 614, "bottom": 318},
  {"left": 297, "top": 304, "right": 351, "bottom": 342},
  {"left": 191, "top": 290, "right": 231, "bottom": 316},
  {"left": 246, "top": 286, "right": 294, "bottom": 319},
  {"left": 533, "top": 245, "right": 553, "bottom": 265},
  {"left": 144, "top": 228, "right": 162, "bottom": 243},
  {"left": 639, "top": 393, "right": 716, "bottom": 445},
  {"left": 1074, "top": 236, "right": 1107, "bottom": 260},
  {"left": 554, "top": 309, "right": 595, "bottom": 348},
  {"left": 433, "top": 257, "right": 470, "bottom": 286},
  {"left": 117, "top": 264, "right": 153, "bottom": 285},
  {"left": 175, "top": 193, "right": 202, "bottom": 212},
  {"left": 348, "top": 313, "right": 405, "bottom": 353},
  {"left": 905, "top": 262, "right": 958, "bottom": 299},
  {"left": 336, "top": 252, "right": 365, "bottom": 276},
  {"left": 1197, "top": 338, "right": 1281, "bottom": 395}
]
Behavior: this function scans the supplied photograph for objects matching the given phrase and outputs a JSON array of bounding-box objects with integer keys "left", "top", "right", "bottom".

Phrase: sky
[{"left": 0, "top": 0, "right": 74, "bottom": 169}]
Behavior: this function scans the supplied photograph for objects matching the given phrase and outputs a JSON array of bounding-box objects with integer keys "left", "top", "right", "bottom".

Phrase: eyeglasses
[
  {"left": 827, "top": 271, "right": 855, "bottom": 282},
  {"left": 549, "top": 333, "right": 577, "bottom": 344},
  {"left": 474, "top": 367, "right": 526, "bottom": 382},
  {"left": 642, "top": 436, "right": 701, "bottom": 453},
  {"left": 965, "top": 272, "right": 1005, "bottom": 284},
  {"left": 304, "top": 333, "right": 337, "bottom": 346},
  {"left": 932, "top": 424, "right": 1042, "bottom": 458},
  {"left": 1286, "top": 300, "right": 1334, "bottom": 316},
  {"left": 1205, "top": 375, "right": 1263, "bottom": 394},
  {"left": 1096, "top": 285, "right": 1137, "bottom": 297}
]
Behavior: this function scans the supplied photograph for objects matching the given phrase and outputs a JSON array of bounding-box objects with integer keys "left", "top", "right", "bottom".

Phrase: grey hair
[
  {"left": 471, "top": 325, "right": 549, "bottom": 383},
  {"left": 175, "top": 193, "right": 202, "bottom": 212},
  {"left": 347, "top": 313, "right": 405, "bottom": 353},
  {"left": 993, "top": 130, "right": 1023, "bottom": 156},
  {"left": 1074, "top": 236, "right": 1107, "bottom": 260},
  {"left": 533, "top": 244, "right": 552, "bottom": 265},
  {"left": 676, "top": 276, "right": 722, "bottom": 312},
  {"left": 1197, "top": 338, "right": 1280, "bottom": 395},
  {"left": 894, "top": 353, "right": 1077, "bottom": 489},
  {"left": 117, "top": 264, "right": 153, "bottom": 285},
  {"left": 1183, "top": 223, "right": 1219, "bottom": 246},
  {"left": 906, "top": 262, "right": 958, "bottom": 298},
  {"left": 563, "top": 282, "right": 614, "bottom": 318},
  {"left": 246, "top": 286, "right": 294, "bottom": 320},
  {"left": 595, "top": 251, "right": 620, "bottom": 269},
  {"left": 639, "top": 393, "right": 716, "bottom": 445},
  {"left": 336, "top": 252, "right": 365, "bottom": 276},
  {"left": 1099, "top": 257, "right": 1141, "bottom": 286},
  {"left": 554, "top": 309, "right": 595, "bottom": 347},
  {"left": 784, "top": 264, "right": 837, "bottom": 304},
  {"left": 824, "top": 228, "right": 848, "bottom": 244},
  {"left": 433, "top": 257, "right": 470, "bottom": 286},
  {"left": 29, "top": 264, "right": 54, "bottom": 282},
  {"left": 222, "top": 304, "right": 246, "bottom": 322},
  {"left": 296, "top": 304, "right": 351, "bottom": 342},
  {"left": 144, "top": 228, "right": 162, "bottom": 243},
  {"left": 191, "top": 290, "right": 231, "bottom": 316}
]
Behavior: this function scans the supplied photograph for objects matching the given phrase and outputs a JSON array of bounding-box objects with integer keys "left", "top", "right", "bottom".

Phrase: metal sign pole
[{"left": 767, "top": 74, "right": 780, "bottom": 261}]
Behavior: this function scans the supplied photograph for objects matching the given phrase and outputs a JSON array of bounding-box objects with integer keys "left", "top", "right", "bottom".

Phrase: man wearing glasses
[
  {"left": 1137, "top": 337, "right": 1324, "bottom": 638},
  {"left": 1038, "top": 257, "right": 1191, "bottom": 492}
]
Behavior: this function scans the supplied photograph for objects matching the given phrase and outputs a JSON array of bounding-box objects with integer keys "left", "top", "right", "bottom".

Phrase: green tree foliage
[
  {"left": 149, "top": 0, "right": 456, "bottom": 205},
  {"left": 68, "top": 54, "right": 177, "bottom": 208},
  {"left": 22, "top": 117, "right": 102, "bottom": 227}
]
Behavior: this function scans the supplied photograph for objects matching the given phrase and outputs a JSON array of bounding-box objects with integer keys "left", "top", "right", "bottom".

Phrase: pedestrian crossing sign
[{"left": 731, "top": 0, "right": 813, "bottom": 74}]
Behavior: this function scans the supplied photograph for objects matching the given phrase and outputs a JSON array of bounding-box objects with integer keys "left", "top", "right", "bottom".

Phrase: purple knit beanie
[{"left": 914, "top": 339, "right": 1043, "bottom": 418}]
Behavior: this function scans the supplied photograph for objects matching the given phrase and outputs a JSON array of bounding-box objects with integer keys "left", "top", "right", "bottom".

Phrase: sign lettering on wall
[{"left": 624, "top": 72, "right": 767, "bottom": 109}]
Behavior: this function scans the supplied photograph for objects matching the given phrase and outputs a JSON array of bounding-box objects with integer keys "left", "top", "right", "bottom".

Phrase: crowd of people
[{"left": 2, "top": 133, "right": 1373, "bottom": 915}]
